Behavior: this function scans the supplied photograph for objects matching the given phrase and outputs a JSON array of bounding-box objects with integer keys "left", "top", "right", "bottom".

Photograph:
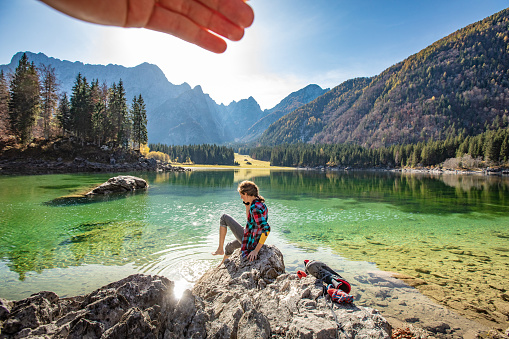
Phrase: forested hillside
[
  {"left": 259, "top": 8, "right": 509, "bottom": 148},
  {"left": 0, "top": 53, "right": 148, "bottom": 149},
  {"left": 241, "top": 84, "right": 328, "bottom": 142}
]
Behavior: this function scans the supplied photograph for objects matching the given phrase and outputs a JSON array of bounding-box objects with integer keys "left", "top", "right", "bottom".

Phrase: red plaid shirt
[{"left": 241, "top": 199, "right": 270, "bottom": 257}]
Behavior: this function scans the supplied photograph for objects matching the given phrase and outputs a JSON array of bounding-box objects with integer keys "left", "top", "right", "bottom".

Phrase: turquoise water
[{"left": 0, "top": 169, "right": 508, "bottom": 332}]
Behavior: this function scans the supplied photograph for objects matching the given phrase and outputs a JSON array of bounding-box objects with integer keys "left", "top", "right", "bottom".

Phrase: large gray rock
[
  {"left": 86, "top": 175, "right": 148, "bottom": 195},
  {"left": 193, "top": 245, "right": 391, "bottom": 338},
  {"left": 0, "top": 245, "right": 392, "bottom": 338}
]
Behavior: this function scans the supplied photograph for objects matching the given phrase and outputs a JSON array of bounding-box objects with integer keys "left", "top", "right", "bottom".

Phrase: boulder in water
[{"left": 86, "top": 175, "right": 148, "bottom": 195}]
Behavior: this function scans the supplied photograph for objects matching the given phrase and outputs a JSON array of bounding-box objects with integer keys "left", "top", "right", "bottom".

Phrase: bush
[
  {"left": 147, "top": 151, "right": 169, "bottom": 163},
  {"left": 140, "top": 143, "right": 150, "bottom": 156},
  {"left": 443, "top": 154, "right": 484, "bottom": 169}
]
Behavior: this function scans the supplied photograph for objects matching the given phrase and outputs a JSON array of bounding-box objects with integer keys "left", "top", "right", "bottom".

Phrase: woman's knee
[
  {"left": 225, "top": 240, "right": 241, "bottom": 255},
  {"left": 220, "top": 213, "right": 229, "bottom": 226},
  {"left": 220, "top": 213, "right": 235, "bottom": 228}
]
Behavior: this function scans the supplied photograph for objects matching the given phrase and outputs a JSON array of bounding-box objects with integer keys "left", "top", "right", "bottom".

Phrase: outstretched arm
[{"left": 40, "top": 0, "right": 254, "bottom": 53}]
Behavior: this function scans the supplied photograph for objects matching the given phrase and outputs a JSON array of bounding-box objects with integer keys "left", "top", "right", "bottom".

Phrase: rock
[
  {"left": 391, "top": 273, "right": 427, "bottom": 287},
  {"left": 237, "top": 309, "right": 271, "bottom": 339},
  {"left": 0, "top": 246, "right": 392, "bottom": 338},
  {"left": 0, "top": 274, "right": 181, "bottom": 338},
  {"left": 422, "top": 321, "right": 450, "bottom": 334},
  {"left": 0, "top": 150, "right": 189, "bottom": 175},
  {"left": 101, "top": 307, "right": 156, "bottom": 339},
  {"left": 494, "top": 300, "right": 509, "bottom": 316},
  {"left": 86, "top": 175, "right": 148, "bottom": 195},
  {"left": 193, "top": 245, "right": 391, "bottom": 338},
  {"left": 0, "top": 298, "right": 12, "bottom": 321},
  {"left": 404, "top": 317, "right": 420, "bottom": 323}
]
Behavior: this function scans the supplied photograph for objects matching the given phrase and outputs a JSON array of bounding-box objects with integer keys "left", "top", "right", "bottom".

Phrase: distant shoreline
[
  {"left": 188, "top": 164, "right": 509, "bottom": 178},
  {"left": 2, "top": 155, "right": 508, "bottom": 177}
]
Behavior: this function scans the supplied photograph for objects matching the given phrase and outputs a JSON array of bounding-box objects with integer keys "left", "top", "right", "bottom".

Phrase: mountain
[
  {"left": 259, "top": 8, "right": 509, "bottom": 148},
  {"left": 241, "top": 84, "right": 329, "bottom": 143},
  {"left": 149, "top": 85, "right": 229, "bottom": 145},
  {"left": 0, "top": 52, "right": 190, "bottom": 113},
  {"left": 0, "top": 52, "right": 325, "bottom": 145}
]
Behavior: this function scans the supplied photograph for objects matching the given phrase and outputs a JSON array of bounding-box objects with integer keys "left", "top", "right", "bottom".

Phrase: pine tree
[
  {"left": 486, "top": 129, "right": 504, "bottom": 162},
  {"left": 39, "top": 64, "right": 59, "bottom": 139},
  {"left": 131, "top": 94, "right": 147, "bottom": 150},
  {"left": 89, "top": 79, "right": 105, "bottom": 145},
  {"left": 70, "top": 73, "right": 91, "bottom": 141},
  {"left": 56, "top": 92, "right": 71, "bottom": 136},
  {"left": 8, "top": 54, "right": 41, "bottom": 144},
  {"left": 0, "top": 70, "right": 10, "bottom": 136},
  {"left": 109, "top": 80, "right": 129, "bottom": 147},
  {"left": 90, "top": 81, "right": 110, "bottom": 145},
  {"left": 500, "top": 134, "right": 509, "bottom": 162}
]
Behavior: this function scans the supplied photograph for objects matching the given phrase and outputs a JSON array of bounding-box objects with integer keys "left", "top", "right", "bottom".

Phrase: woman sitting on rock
[{"left": 212, "top": 180, "right": 270, "bottom": 264}]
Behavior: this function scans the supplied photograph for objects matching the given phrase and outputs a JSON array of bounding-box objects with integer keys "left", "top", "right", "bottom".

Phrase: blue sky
[{"left": 0, "top": 1, "right": 507, "bottom": 109}]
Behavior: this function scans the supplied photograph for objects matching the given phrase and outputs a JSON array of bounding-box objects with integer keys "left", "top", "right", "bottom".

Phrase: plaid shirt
[{"left": 241, "top": 199, "right": 270, "bottom": 257}]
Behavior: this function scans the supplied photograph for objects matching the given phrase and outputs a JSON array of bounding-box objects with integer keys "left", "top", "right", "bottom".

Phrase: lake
[{"left": 0, "top": 169, "right": 508, "bottom": 334}]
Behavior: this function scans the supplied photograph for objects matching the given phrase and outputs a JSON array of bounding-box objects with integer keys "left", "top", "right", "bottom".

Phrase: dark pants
[{"left": 220, "top": 214, "right": 244, "bottom": 255}]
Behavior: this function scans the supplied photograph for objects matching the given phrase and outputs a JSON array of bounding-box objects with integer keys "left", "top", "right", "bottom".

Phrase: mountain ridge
[
  {"left": 258, "top": 7, "right": 509, "bottom": 148},
  {"left": 0, "top": 52, "right": 327, "bottom": 145}
]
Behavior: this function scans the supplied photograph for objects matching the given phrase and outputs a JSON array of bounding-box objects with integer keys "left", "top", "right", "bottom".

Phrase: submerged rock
[
  {"left": 0, "top": 245, "right": 392, "bottom": 338},
  {"left": 86, "top": 175, "right": 148, "bottom": 195}
]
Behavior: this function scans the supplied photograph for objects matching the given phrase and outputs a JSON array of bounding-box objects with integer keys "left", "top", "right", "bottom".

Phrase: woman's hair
[{"left": 238, "top": 180, "right": 265, "bottom": 202}]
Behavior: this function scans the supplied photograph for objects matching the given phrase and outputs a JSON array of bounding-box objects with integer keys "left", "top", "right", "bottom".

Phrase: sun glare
[
  {"left": 172, "top": 279, "right": 192, "bottom": 299},
  {"left": 94, "top": 23, "right": 302, "bottom": 110}
]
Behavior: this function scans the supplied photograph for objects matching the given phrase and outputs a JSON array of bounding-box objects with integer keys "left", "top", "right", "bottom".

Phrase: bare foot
[
  {"left": 211, "top": 249, "right": 224, "bottom": 256},
  {"left": 217, "top": 255, "right": 229, "bottom": 267}
]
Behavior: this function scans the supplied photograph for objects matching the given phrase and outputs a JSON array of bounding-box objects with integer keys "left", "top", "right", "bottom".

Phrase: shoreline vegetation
[{"left": 2, "top": 141, "right": 509, "bottom": 176}]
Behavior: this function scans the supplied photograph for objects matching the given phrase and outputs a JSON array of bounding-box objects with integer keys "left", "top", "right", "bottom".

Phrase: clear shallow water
[{"left": 0, "top": 169, "right": 508, "bottom": 333}]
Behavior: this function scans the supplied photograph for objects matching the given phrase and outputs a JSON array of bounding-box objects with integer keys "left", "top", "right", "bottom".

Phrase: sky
[{"left": 0, "top": 1, "right": 508, "bottom": 110}]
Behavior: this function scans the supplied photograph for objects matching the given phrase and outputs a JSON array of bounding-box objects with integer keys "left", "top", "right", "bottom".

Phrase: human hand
[
  {"left": 247, "top": 249, "right": 258, "bottom": 261},
  {"left": 40, "top": 0, "right": 254, "bottom": 53}
]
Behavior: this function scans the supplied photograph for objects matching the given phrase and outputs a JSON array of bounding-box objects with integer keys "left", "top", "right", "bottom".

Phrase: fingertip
[
  {"left": 215, "top": 45, "right": 227, "bottom": 54},
  {"left": 242, "top": 5, "right": 254, "bottom": 28},
  {"left": 197, "top": 30, "right": 228, "bottom": 53},
  {"left": 228, "top": 28, "right": 244, "bottom": 42},
  {"left": 210, "top": 41, "right": 228, "bottom": 54}
]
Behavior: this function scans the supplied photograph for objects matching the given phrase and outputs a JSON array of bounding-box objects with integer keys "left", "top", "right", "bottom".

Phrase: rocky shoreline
[
  {"left": 0, "top": 137, "right": 191, "bottom": 175},
  {"left": 302, "top": 165, "right": 509, "bottom": 176},
  {"left": 1, "top": 246, "right": 506, "bottom": 339},
  {"left": 0, "top": 246, "right": 394, "bottom": 339},
  {"left": 0, "top": 157, "right": 189, "bottom": 175}
]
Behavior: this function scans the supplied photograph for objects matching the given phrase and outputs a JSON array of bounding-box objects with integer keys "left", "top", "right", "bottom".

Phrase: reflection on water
[
  {"left": 45, "top": 190, "right": 149, "bottom": 206},
  {"left": 0, "top": 169, "right": 508, "bottom": 333}
]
